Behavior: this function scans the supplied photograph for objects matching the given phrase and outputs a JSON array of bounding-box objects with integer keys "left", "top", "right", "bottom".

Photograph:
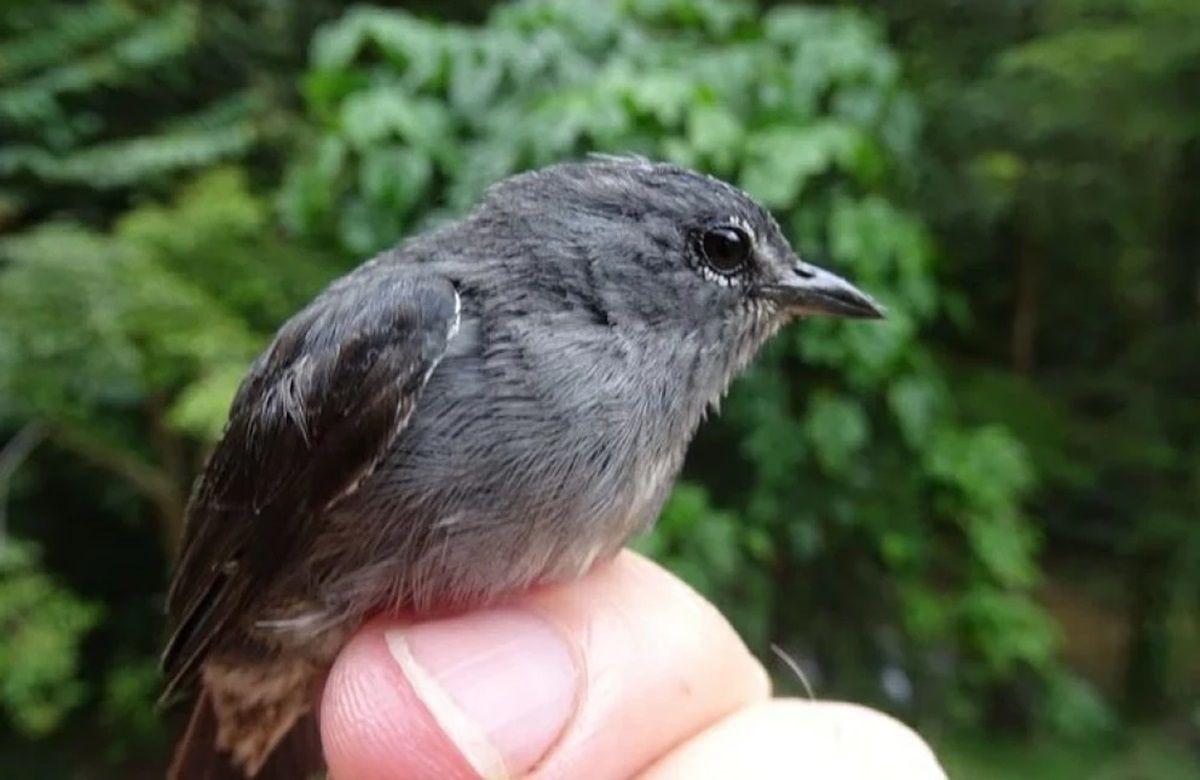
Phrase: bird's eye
[{"left": 698, "top": 225, "right": 752, "bottom": 276}]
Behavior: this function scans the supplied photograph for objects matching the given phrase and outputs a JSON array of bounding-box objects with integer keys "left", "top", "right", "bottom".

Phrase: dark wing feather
[{"left": 161, "top": 268, "right": 459, "bottom": 700}]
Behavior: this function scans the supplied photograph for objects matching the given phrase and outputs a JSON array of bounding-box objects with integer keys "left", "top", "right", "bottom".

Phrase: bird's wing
[{"left": 161, "top": 268, "right": 459, "bottom": 700}]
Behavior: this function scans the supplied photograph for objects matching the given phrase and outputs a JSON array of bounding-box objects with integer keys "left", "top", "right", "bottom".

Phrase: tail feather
[{"left": 169, "top": 692, "right": 323, "bottom": 780}]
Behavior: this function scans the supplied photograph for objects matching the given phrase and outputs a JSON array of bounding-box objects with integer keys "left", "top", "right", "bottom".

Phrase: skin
[{"left": 321, "top": 551, "right": 947, "bottom": 780}]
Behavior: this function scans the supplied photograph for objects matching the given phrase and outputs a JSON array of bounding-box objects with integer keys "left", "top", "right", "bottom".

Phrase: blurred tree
[
  {"left": 0, "top": 0, "right": 345, "bottom": 230},
  {"left": 0, "top": 169, "right": 335, "bottom": 766},
  {"left": 0, "top": 168, "right": 332, "bottom": 549},
  {"left": 0, "top": 540, "right": 101, "bottom": 738},
  {"left": 850, "top": 0, "right": 1200, "bottom": 721},
  {"left": 0, "top": 2, "right": 342, "bottom": 766}
]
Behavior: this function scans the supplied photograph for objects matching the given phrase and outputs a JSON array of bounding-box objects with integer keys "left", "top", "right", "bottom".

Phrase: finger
[
  {"left": 525, "top": 551, "right": 770, "bottom": 779},
  {"left": 320, "top": 550, "right": 769, "bottom": 780},
  {"left": 638, "top": 700, "right": 947, "bottom": 780}
]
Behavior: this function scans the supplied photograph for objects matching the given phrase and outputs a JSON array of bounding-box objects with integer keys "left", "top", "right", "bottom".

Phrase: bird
[{"left": 162, "top": 156, "right": 884, "bottom": 779}]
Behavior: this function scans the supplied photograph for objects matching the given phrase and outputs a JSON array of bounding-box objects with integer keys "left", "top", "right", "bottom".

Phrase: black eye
[{"left": 698, "top": 225, "right": 752, "bottom": 275}]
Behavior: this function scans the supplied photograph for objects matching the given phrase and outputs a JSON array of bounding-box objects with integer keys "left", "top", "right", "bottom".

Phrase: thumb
[
  {"left": 320, "top": 552, "right": 768, "bottom": 779},
  {"left": 322, "top": 607, "right": 578, "bottom": 780}
]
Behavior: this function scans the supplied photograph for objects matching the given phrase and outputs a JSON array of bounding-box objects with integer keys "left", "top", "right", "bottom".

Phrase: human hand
[{"left": 320, "top": 551, "right": 946, "bottom": 779}]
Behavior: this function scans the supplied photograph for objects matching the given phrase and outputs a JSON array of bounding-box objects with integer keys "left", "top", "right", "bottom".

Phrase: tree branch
[
  {"left": 0, "top": 422, "right": 48, "bottom": 545},
  {"left": 46, "top": 423, "right": 185, "bottom": 555}
]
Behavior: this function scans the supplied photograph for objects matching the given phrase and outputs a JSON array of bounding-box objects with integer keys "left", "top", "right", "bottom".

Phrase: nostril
[{"left": 793, "top": 264, "right": 816, "bottom": 279}]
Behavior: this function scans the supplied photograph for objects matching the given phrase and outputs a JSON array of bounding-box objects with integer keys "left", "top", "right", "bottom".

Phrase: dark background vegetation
[{"left": 1, "top": 1, "right": 1196, "bottom": 776}]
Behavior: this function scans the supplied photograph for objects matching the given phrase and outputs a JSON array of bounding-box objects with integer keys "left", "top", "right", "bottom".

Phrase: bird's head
[{"left": 474, "top": 156, "right": 883, "bottom": 364}]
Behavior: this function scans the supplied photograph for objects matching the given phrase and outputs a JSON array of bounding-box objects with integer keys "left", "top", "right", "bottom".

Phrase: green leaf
[
  {"left": 804, "top": 391, "right": 870, "bottom": 473},
  {"left": 740, "top": 122, "right": 864, "bottom": 208},
  {"left": 167, "top": 363, "right": 246, "bottom": 441},
  {"left": 0, "top": 542, "right": 101, "bottom": 736},
  {"left": 685, "top": 103, "right": 744, "bottom": 171},
  {"left": 888, "top": 374, "right": 945, "bottom": 448},
  {"left": 965, "top": 511, "right": 1040, "bottom": 588},
  {"left": 338, "top": 88, "right": 453, "bottom": 151},
  {"left": 928, "top": 426, "right": 1035, "bottom": 516}
]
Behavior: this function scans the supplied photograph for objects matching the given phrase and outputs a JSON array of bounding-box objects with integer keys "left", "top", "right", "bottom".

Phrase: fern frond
[
  {"left": 0, "top": 1, "right": 137, "bottom": 82},
  {"left": 0, "top": 122, "right": 257, "bottom": 188},
  {"left": 0, "top": 4, "right": 196, "bottom": 128}
]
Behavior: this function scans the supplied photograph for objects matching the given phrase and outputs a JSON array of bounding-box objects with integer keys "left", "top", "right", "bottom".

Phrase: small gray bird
[{"left": 164, "top": 157, "right": 883, "bottom": 778}]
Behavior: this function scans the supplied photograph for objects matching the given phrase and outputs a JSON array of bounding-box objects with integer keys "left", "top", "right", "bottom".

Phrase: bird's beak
[{"left": 758, "top": 260, "right": 885, "bottom": 319}]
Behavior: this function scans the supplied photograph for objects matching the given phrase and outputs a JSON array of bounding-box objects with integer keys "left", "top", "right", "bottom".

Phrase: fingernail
[{"left": 386, "top": 608, "right": 579, "bottom": 779}]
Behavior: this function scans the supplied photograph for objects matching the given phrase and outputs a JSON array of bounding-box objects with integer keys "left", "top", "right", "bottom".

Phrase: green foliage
[
  {"left": 0, "top": 168, "right": 330, "bottom": 436},
  {"left": 281, "top": 1, "right": 923, "bottom": 258},
  {"left": 936, "top": 726, "right": 1198, "bottom": 780},
  {"left": 0, "top": 166, "right": 337, "bottom": 761},
  {"left": 0, "top": 541, "right": 101, "bottom": 736},
  {"left": 0, "top": 0, "right": 328, "bottom": 229},
  {"left": 866, "top": 0, "right": 1200, "bottom": 720},
  {"left": 100, "top": 656, "right": 166, "bottom": 760}
]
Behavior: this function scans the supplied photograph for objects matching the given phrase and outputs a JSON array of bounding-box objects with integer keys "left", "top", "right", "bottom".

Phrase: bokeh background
[{"left": 1, "top": 0, "right": 1197, "bottom": 777}]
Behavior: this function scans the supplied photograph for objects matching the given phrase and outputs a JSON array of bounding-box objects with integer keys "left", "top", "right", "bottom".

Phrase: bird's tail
[{"left": 168, "top": 691, "right": 323, "bottom": 780}]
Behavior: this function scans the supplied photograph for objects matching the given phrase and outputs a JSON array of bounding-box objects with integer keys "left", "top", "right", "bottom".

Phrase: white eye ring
[{"left": 699, "top": 264, "right": 739, "bottom": 286}]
